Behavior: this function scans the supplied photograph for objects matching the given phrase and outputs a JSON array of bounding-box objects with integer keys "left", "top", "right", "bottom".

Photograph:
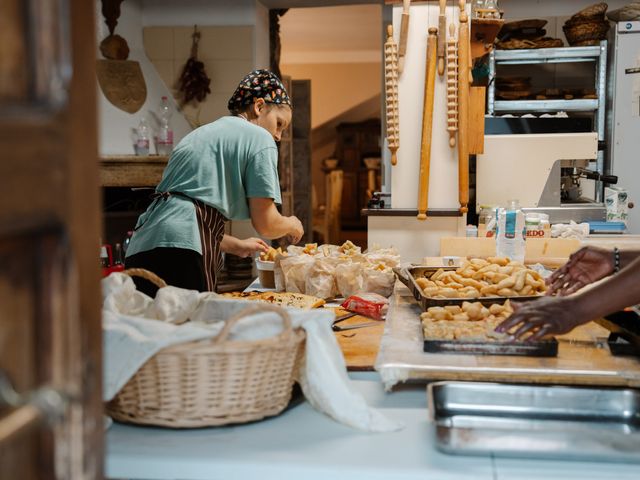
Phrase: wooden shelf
[
  {"left": 470, "top": 18, "right": 504, "bottom": 59},
  {"left": 100, "top": 155, "right": 169, "bottom": 187},
  {"left": 362, "top": 208, "right": 463, "bottom": 217}
]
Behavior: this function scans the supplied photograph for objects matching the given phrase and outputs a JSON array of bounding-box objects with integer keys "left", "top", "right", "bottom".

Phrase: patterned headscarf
[{"left": 227, "top": 69, "right": 291, "bottom": 113}]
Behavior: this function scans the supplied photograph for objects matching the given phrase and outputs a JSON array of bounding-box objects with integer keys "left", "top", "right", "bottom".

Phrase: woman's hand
[
  {"left": 546, "top": 246, "right": 614, "bottom": 296},
  {"left": 285, "top": 216, "right": 304, "bottom": 245},
  {"left": 235, "top": 237, "right": 270, "bottom": 258},
  {"left": 221, "top": 235, "right": 269, "bottom": 258},
  {"left": 494, "top": 296, "right": 592, "bottom": 342}
]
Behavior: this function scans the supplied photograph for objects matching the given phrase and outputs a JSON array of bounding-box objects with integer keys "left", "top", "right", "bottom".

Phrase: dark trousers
[{"left": 124, "top": 247, "right": 206, "bottom": 297}]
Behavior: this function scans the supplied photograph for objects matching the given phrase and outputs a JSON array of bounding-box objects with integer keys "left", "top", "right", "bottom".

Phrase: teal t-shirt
[{"left": 126, "top": 116, "right": 281, "bottom": 257}]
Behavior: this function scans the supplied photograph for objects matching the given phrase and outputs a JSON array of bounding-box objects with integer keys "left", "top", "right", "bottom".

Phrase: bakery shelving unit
[
  {"left": 487, "top": 40, "right": 608, "bottom": 198},
  {"left": 487, "top": 41, "right": 607, "bottom": 145}
]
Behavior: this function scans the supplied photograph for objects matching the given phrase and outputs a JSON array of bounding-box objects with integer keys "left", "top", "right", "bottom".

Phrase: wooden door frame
[{"left": 0, "top": 0, "right": 103, "bottom": 477}]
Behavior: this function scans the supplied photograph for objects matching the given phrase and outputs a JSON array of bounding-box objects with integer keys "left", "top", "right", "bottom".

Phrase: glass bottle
[
  {"left": 157, "top": 96, "right": 174, "bottom": 156},
  {"left": 114, "top": 243, "right": 123, "bottom": 266},
  {"left": 484, "top": 0, "right": 499, "bottom": 18},
  {"left": 478, "top": 205, "right": 496, "bottom": 237},
  {"left": 472, "top": 0, "right": 486, "bottom": 18},
  {"left": 135, "top": 117, "right": 151, "bottom": 156},
  {"left": 100, "top": 245, "right": 110, "bottom": 268},
  {"left": 123, "top": 230, "right": 133, "bottom": 255}
]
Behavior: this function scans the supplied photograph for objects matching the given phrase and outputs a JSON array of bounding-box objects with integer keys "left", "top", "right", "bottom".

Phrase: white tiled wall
[
  {"left": 143, "top": 26, "right": 254, "bottom": 127},
  {"left": 143, "top": 25, "right": 260, "bottom": 240}
]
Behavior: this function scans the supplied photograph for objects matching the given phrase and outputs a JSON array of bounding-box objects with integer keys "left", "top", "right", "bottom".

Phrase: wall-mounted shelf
[
  {"left": 493, "top": 98, "right": 599, "bottom": 112},
  {"left": 493, "top": 44, "right": 603, "bottom": 64},
  {"left": 488, "top": 41, "right": 607, "bottom": 144},
  {"left": 362, "top": 208, "right": 462, "bottom": 217},
  {"left": 487, "top": 41, "right": 608, "bottom": 202},
  {"left": 470, "top": 18, "right": 504, "bottom": 60},
  {"left": 100, "top": 155, "right": 168, "bottom": 187}
]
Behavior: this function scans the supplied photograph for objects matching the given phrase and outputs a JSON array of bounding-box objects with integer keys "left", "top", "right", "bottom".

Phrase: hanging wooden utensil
[
  {"left": 398, "top": 0, "right": 411, "bottom": 74},
  {"left": 446, "top": 22, "right": 458, "bottom": 148},
  {"left": 468, "top": 86, "right": 486, "bottom": 154},
  {"left": 437, "top": 0, "right": 447, "bottom": 76},
  {"left": 417, "top": 27, "right": 438, "bottom": 221},
  {"left": 384, "top": 25, "right": 400, "bottom": 166},
  {"left": 457, "top": 0, "right": 470, "bottom": 214},
  {"left": 96, "top": 0, "right": 146, "bottom": 114},
  {"left": 96, "top": 60, "right": 147, "bottom": 114}
]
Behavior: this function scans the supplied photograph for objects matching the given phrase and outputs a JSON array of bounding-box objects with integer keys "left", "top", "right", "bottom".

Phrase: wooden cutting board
[
  {"left": 439, "top": 237, "right": 581, "bottom": 267},
  {"left": 330, "top": 307, "right": 384, "bottom": 371}
]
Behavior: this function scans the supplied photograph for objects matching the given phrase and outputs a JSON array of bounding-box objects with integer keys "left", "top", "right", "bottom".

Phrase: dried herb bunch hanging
[{"left": 177, "top": 26, "right": 211, "bottom": 106}]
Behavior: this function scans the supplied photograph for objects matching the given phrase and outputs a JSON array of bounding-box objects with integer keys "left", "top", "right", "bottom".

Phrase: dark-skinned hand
[
  {"left": 494, "top": 296, "right": 592, "bottom": 342},
  {"left": 546, "top": 246, "right": 614, "bottom": 296}
]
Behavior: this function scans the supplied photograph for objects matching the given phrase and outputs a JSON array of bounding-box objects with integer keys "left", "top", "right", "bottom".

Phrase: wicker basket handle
[
  {"left": 123, "top": 268, "right": 168, "bottom": 288},
  {"left": 213, "top": 304, "right": 293, "bottom": 345}
]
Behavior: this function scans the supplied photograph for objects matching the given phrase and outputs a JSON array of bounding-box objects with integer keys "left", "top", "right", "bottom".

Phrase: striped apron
[
  {"left": 146, "top": 192, "right": 227, "bottom": 292},
  {"left": 192, "top": 198, "right": 226, "bottom": 291}
]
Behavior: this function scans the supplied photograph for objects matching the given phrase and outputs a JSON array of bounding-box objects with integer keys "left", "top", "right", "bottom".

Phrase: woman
[
  {"left": 125, "top": 70, "right": 304, "bottom": 296},
  {"left": 495, "top": 246, "right": 640, "bottom": 340}
]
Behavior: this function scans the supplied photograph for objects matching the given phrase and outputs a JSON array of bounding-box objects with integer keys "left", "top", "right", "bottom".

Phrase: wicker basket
[
  {"left": 106, "top": 269, "right": 306, "bottom": 428},
  {"left": 563, "top": 20, "right": 610, "bottom": 46},
  {"left": 501, "top": 19, "right": 548, "bottom": 32},
  {"left": 496, "top": 37, "right": 564, "bottom": 50},
  {"left": 572, "top": 2, "right": 608, "bottom": 20}
]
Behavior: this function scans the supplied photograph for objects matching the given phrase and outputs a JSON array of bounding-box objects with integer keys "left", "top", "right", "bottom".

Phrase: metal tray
[
  {"left": 423, "top": 337, "right": 558, "bottom": 357},
  {"left": 428, "top": 381, "right": 640, "bottom": 463},
  {"left": 596, "top": 310, "right": 640, "bottom": 352},
  {"left": 403, "top": 265, "right": 542, "bottom": 311},
  {"left": 607, "top": 334, "right": 640, "bottom": 357}
]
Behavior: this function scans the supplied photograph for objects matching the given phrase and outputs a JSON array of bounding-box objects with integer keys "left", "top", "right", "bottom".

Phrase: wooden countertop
[{"left": 377, "top": 284, "right": 640, "bottom": 388}]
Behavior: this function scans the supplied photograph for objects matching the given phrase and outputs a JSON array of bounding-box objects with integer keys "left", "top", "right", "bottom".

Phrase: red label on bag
[{"left": 341, "top": 293, "right": 389, "bottom": 320}]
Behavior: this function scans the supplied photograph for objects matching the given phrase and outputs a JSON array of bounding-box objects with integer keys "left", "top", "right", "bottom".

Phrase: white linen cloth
[
  {"left": 551, "top": 221, "right": 590, "bottom": 239},
  {"left": 102, "top": 273, "right": 403, "bottom": 432}
]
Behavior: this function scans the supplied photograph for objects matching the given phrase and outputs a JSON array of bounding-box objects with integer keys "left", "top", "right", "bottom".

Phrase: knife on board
[{"left": 333, "top": 321, "right": 381, "bottom": 332}]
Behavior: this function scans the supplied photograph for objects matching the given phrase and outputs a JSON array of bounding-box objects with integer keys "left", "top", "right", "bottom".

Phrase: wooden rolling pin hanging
[
  {"left": 446, "top": 22, "right": 458, "bottom": 148},
  {"left": 437, "top": 0, "right": 447, "bottom": 76},
  {"left": 417, "top": 27, "right": 438, "bottom": 221},
  {"left": 457, "top": 0, "right": 470, "bottom": 214},
  {"left": 397, "top": 0, "right": 411, "bottom": 74},
  {"left": 384, "top": 25, "right": 400, "bottom": 166}
]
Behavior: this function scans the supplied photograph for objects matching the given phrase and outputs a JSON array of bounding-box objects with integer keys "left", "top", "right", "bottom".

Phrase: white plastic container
[{"left": 255, "top": 258, "right": 275, "bottom": 289}]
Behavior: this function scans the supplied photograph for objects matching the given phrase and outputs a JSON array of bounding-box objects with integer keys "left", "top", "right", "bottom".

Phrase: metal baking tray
[
  {"left": 423, "top": 337, "right": 558, "bottom": 357},
  {"left": 596, "top": 310, "right": 640, "bottom": 353},
  {"left": 428, "top": 381, "right": 640, "bottom": 463},
  {"left": 607, "top": 334, "right": 640, "bottom": 356},
  {"left": 402, "top": 265, "right": 542, "bottom": 310}
]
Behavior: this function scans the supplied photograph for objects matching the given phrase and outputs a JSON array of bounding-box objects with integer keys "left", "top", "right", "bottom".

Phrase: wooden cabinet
[{"left": 334, "top": 119, "right": 381, "bottom": 229}]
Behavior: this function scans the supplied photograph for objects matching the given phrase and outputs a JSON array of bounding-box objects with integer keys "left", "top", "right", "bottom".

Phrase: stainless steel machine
[
  {"left": 477, "top": 132, "right": 609, "bottom": 224},
  {"left": 481, "top": 40, "right": 613, "bottom": 224},
  {"left": 608, "top": 21, "right": 640, "bottom": 233}
]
